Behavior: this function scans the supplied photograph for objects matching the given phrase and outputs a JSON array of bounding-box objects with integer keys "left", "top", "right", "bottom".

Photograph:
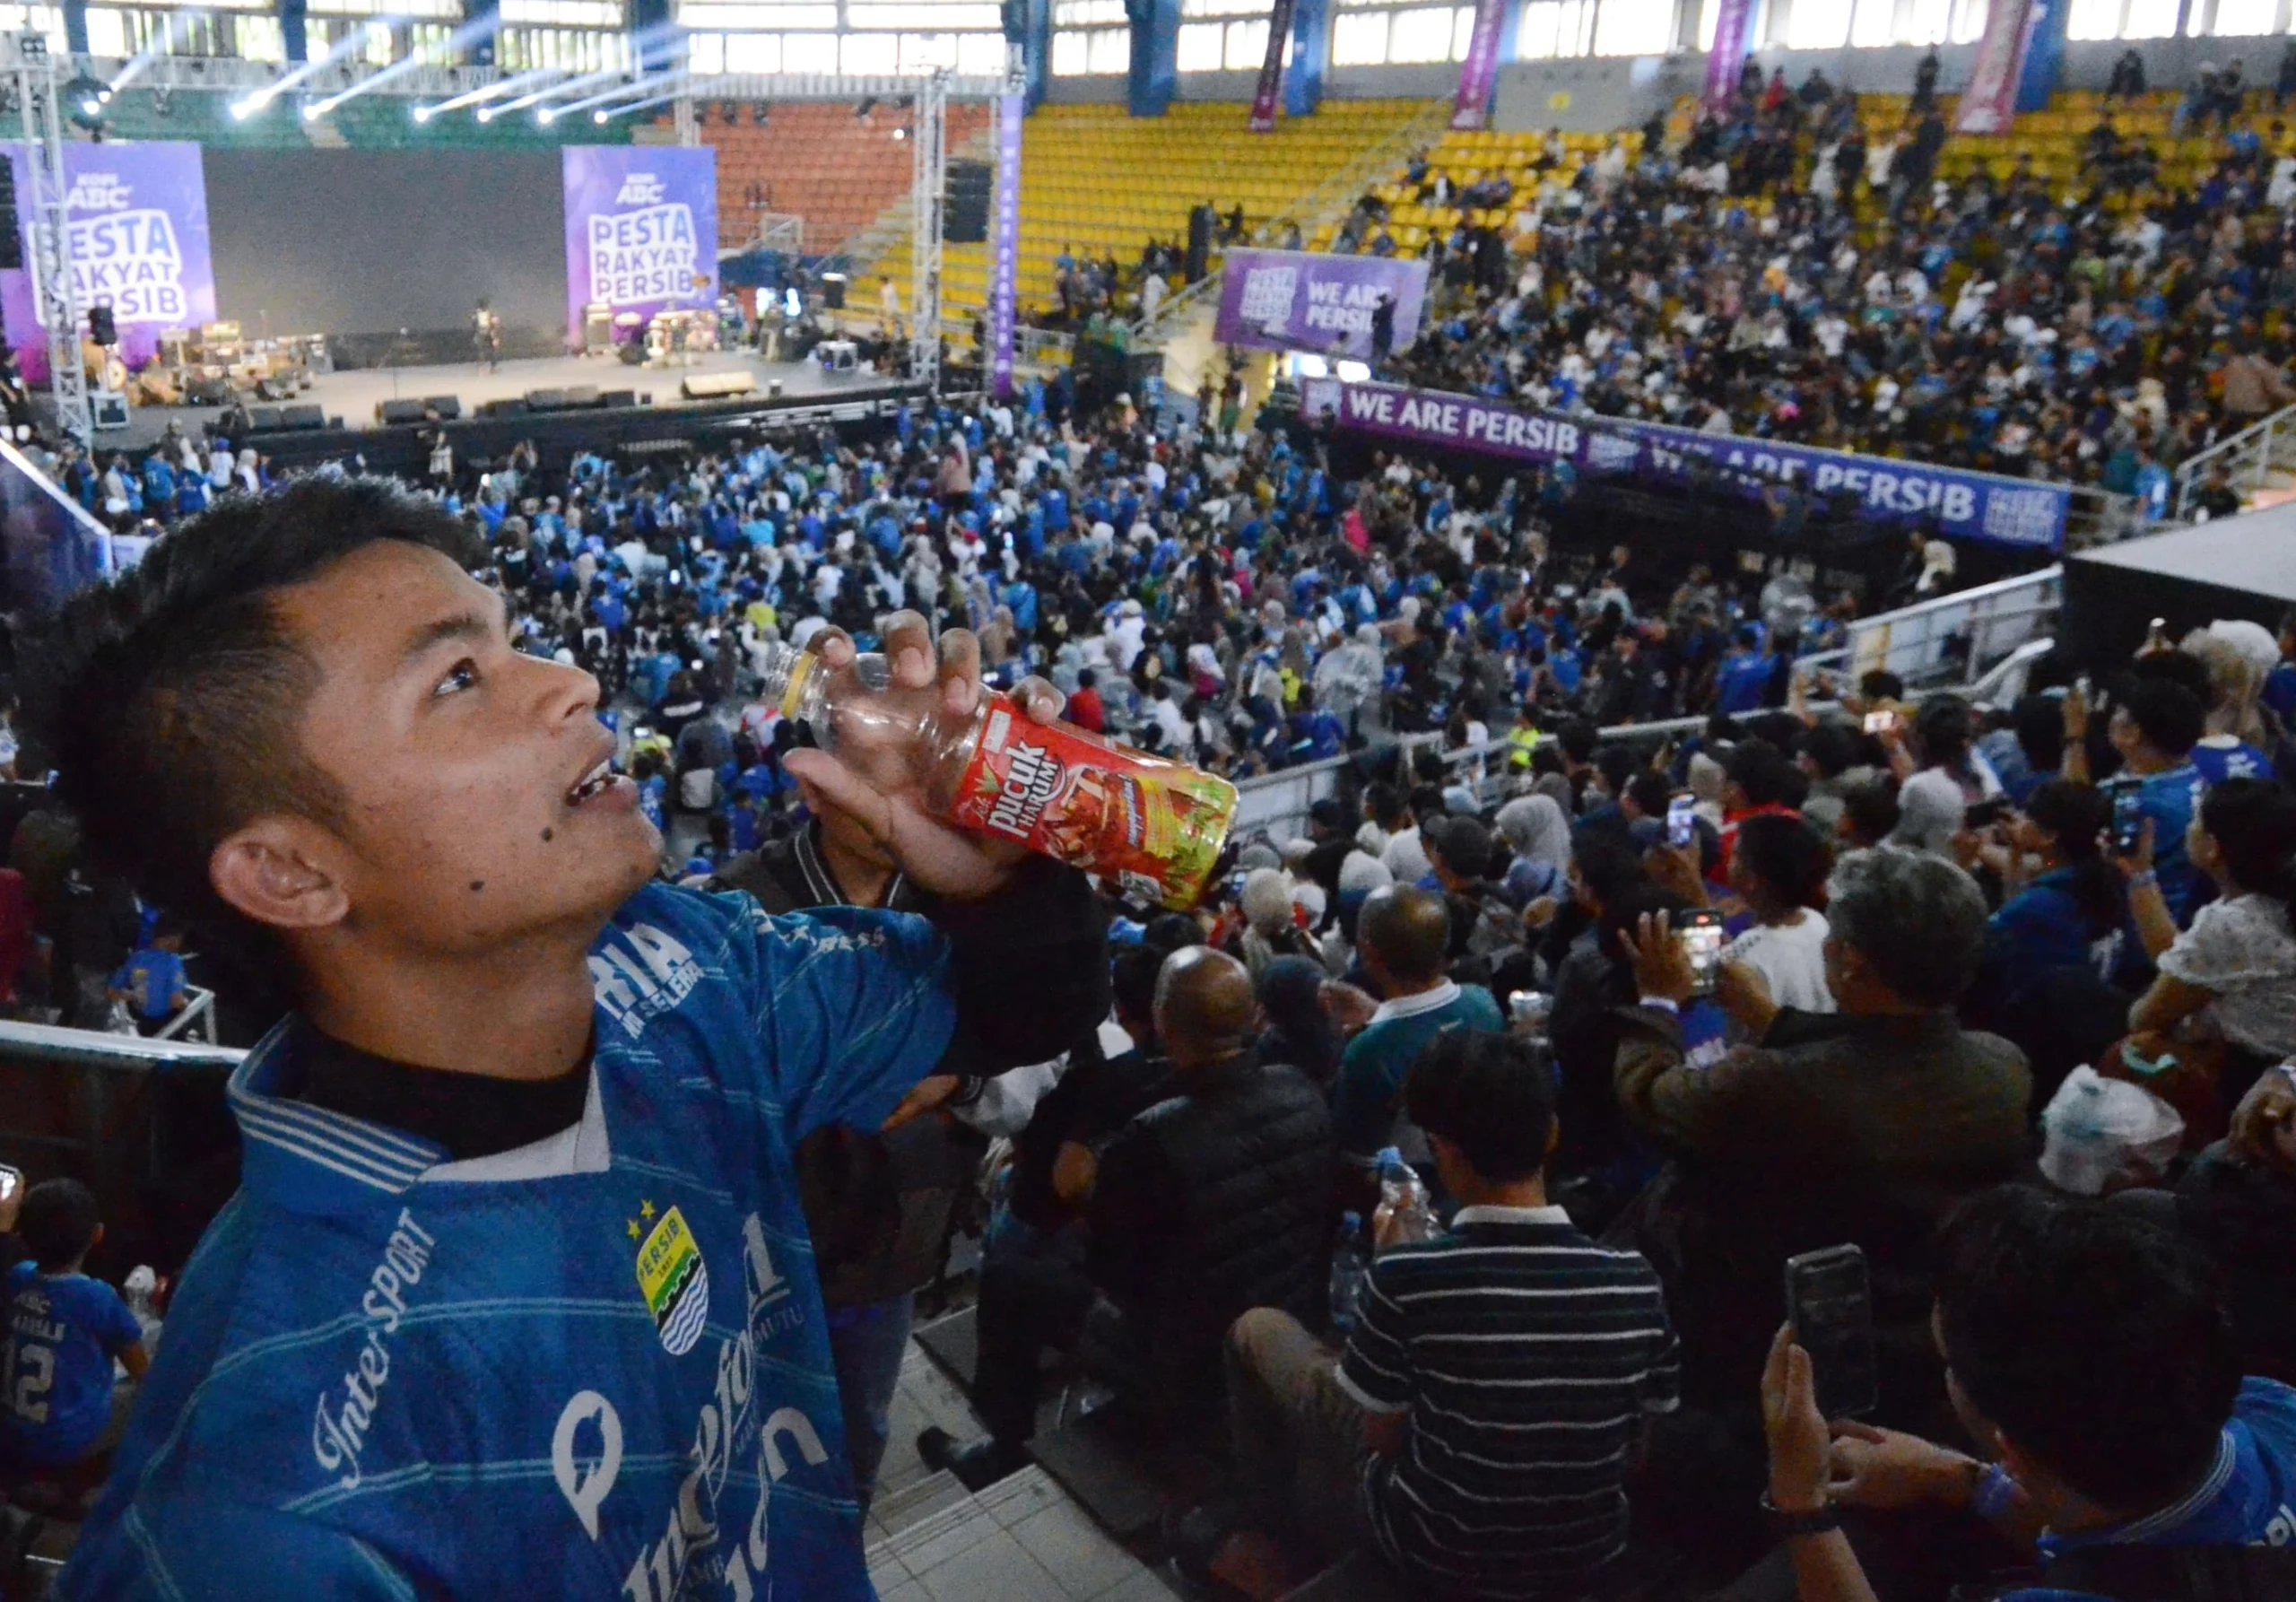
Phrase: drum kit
[
  {"left": 125, "top": 321, "right": 327, "bottom": 410},
  {"left": 638, "top": 308, "right": 721, "bottom": 368}
]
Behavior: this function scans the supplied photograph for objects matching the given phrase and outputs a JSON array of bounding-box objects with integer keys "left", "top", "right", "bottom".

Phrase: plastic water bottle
[
  {"left": 1329, "top": 1212, "right": 1370, "bottom": 1334},
  {"left": 125, "top": 1264, "right": 161, "bottom": 1345},
  {"left": 1375, "top": 1146, "right": 1437, "bottom": 1249}
]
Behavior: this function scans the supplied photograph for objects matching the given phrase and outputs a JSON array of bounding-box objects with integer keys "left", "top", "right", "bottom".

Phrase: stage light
[
  {"left": 536, "top": 106, "right": 558, "bottom": 124},
  {"left": 593, "top": 109, "right": 609, "bottom": 123},
  {"left": 412, "top": 103, "right": 433, "bottom": 121},
  {"left": 64, "top": 72, "right": 110, "bottom": 131},
  {"left": 856, "top": 97, "right": 876, "bottom": 118},
  {"left": 891, "top": 126, "right": 907, "bottom": 141},
  {"left": 475, "top": 105, "right": 498, "bottom": 121}
]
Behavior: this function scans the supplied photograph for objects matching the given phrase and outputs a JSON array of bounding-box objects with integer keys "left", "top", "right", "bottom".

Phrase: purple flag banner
[
  {"left": 1299, "top": 379, "right": 2071, "bottom": 551},
  {"left": 1702, "top": 0, "right": 1755, "bottom": 111},
  {"left": 1956, "top": 0, "right": 2041, "bottom": 134},
  {"left": 1248, "top": 0, "right": 1296, "bottom": 131},
  {"left": 988, "top": 92, "right": 1024, "bottom": 400},
  {"left": 1214, "top": 248, "right": 1428, "bottom": 361},
  {"left": 561, "top": 146, "right": 718, "bottom": 348},
  {"left": 0, "top": 142, "right": 215, "bottom": 384},
  {"left": 1448, "top": 0, "right": 1508, "bottom": 131}
]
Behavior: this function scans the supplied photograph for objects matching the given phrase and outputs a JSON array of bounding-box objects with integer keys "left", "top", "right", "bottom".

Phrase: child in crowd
[
  {"left": 0, "top": 1179, "right": 150, "bottom": 1479},
  {"left": 107, "top": 921, "right": 188, "bottom": 1034}
]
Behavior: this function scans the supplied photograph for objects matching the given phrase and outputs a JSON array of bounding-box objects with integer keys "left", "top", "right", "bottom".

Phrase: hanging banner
[
  {"left": 0, "top": 142, "right": 216, "bottom": 384},
  {"left": 1248, "top": 0, "right": 1296, "bottom": 130},
  {"left": 1215, "top": 248, "right": 1429, "bottom": 361},
  {"left": 1298, "top": 379, "right": 2072, "bottom": 551},
  {"left": 1956, "top": 0, "right": 2042, "bottom": 135},
  {"left": 1702, "top": 0, "right": 1755, "bottom": 110},
  {"left": 561, "top": 146, "right": 718, "bottom": 349},
  {"left": 1448, "top": 0, "right": 1509, "bottom": 130},
  {"left": 1284, "top": 0, "right": 1327, "bottom": 118},
  {"left": 987, "top": 92, "right": 1024, "bottom": 400}
]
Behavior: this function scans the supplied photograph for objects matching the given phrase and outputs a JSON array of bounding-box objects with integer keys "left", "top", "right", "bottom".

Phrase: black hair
[
  {"left": 1724, "top": 739, "right": 1796, "bottom": 808},
  {"left": 1935, "top": 1186, "right": 2239, "bottom": 1514},
  {"left": 1367, "top": 780, "right": 1409, "bottom": 829},
  {"left": 1077, "top": 667, "right": 1097, "bottom": 689},
  {"left": 2131, "top": 649, "right": 2213, "bottom": 705},
  {"left": 2010, "top": 693, "right": 2066, "bottom": 773},
  {"left": 1557, "top": 718, "right": 1599, "bottom": 763},
  {"left": 1839, "top": 777, "right": 1901, "bottom": 847},
  {"left": 1734, "top": 813, "right": 1831, "bottom": 910},
  {"left": 1802, "top": 721, "right": 1858, "bottom": 779},
  {"left": 1858, "top": 669, "right": 1904, "bottom": 702},
  {"left": 1570, "top": 818, "right": 1647, "bottom": 912},
  {"left": 24, "top": 480, "right": 486, "bottom": 949},
  {"left": 18, "top": 1177, "right": 100, "bottom": 1272},
  {"left": 1429, "top": 815, "right": 1493, "bottom": 879},
  {"left": 1405, "top": 1028, "right": 1555, "bottom": 1184},
  {"left": 1143, "top": 911, "right": 1203, "bottom": 954},
  {"left": 1595, "top": 745, "right": 1638, "bottom": 799},
  {"left": 1109, "top": 944, "right": 1165, "bottom": 1038},
  {"left": 1622, "top": 771, "right": 1671, "bottom": 819},
  {"left": 2022, "top": 779, "right": 2122, "bottom": 934},
  {"left": 1408, "top": 783, "right": 1448, "bottom": 824},
  {"left": 2199, "top": 777, "right": 2296, "bottom": 911},
  {"left": 1914, "top": 692, "right": 1975, "bottom": 775},
  {"left": 2116, "top": 677, "right": 2205, "bottom": 759}
]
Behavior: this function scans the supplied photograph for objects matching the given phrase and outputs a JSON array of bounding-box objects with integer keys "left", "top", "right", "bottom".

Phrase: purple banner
[
  {"left": 1248, "top": 0, "right": 1296, "bottom": 131},
  {"left": 561, "top": 146, "right": 718, "bottom": 348},
  {"left": 1299, "top": 379, "right": 2071, "bottom": 552},
  {"left": 1702, "top": 0, "right": 1754, "bottom": 111},
  {"left": 1448, "top": 0, "right": 1508, "bottom": 131},
  {"left": 988, "top": 93, "right": 1023, "bottom": 400},
  {"left": 1957, "top": 0, "right": 2040, "bottom": 134},
  {"left": 0, "top": 143, "right": 215, "bottom": 385},
  {"left": 1214, "top": 248, "right": 1428, "bottom": 361}
]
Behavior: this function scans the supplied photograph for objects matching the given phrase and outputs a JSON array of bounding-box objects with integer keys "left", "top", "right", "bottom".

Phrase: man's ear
[{"left": 209, "top": 819, "right": 352, "bottom": 933}]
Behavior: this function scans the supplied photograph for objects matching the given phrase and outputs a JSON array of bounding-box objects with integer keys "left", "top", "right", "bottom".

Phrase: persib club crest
[{"left": 630, "top": 1199, "right": 709, "bottom": 1356}]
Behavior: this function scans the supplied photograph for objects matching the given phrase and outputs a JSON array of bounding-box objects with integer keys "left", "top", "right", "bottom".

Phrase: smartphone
[
  {"left": 1862, "top": 709, "right": 1898, "bottom": 736},
  {"left": 1785, "top": 1244, "right": 1880, "bottom": 1419},
  {"left": 0, "top": 1165, "right": 18, "bottom": 1207},
  {"left": 1964, "top": 797, "right": 2010, "bottom": 829},
  {"left": 2111, "top": 782, "right": 2145, "bottom": 857},
  {"left": 1665, "top": 794, "right": 1698, "bottom": 849},
  {"left": 1675, "top": 909, "right": 1726, "bottom": 997}
]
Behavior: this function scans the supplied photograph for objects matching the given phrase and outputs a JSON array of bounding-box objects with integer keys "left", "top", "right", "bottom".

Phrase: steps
[{"left": 865, "top": 1465, "right": 1179, "bottom": 1602}]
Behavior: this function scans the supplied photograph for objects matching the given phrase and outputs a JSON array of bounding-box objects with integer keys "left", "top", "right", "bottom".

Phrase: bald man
[
  {"left": 1330, "top": 885, "right": 1505, "bottom": 1186},
  {"left": 923, "top": 947, "right": 1335, "bottom": 1491}
]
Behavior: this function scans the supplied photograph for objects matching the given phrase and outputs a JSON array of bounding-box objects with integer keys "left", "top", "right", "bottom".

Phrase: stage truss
[
  {"left": 910, "top": 66, "right": 949, "bottom": 396},
  {"left": 3, "top": 31, "right": 88, "bottom": 445}
]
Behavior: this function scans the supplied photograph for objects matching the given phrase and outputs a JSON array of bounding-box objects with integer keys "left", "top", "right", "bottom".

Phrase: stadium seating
[{"left": 700, "top": 100, "right": 996, "bottom": 257}]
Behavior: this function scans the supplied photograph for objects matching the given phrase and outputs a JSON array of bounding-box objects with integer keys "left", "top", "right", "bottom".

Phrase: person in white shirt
[
  {"left": 1381, "top": 794, "right": 1439, "bottom": 887},
  {"left": 207, "top": 445, "right": 233, "bottom": 490},
  {"left": 1717, "top": 812, "right": 1837, "bottom": 1018}
]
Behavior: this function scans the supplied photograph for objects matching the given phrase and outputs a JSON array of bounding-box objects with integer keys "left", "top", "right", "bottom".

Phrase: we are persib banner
[
  {"left": 1703, "top": 0, "right": 1755, "bottom": 110},
  {"left": 561, "top": 146, "right": 718, "bottom": 346},
  {"left": 0, "top": 142, "right": 215, "bottom": 383},
  {"left": 1215, "top": 249, "right": 1428, "bottom": 361},
  {"left": 1248, "top": 0, "right": 1296, "bottom": 131},
  {"left": 987, "top": 93, "right": 1024, "bottom": 399},
  {"left": 1300, "top": 379, "right": 2071, "bottom": 551},
  {"left": 1956, "top": 0, "right": 2042, "bottom": 134}
]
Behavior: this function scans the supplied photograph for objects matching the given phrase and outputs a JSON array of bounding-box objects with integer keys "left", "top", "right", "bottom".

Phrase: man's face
[{"left": 269, "top": 542, "right": 658, "bottom": 954}]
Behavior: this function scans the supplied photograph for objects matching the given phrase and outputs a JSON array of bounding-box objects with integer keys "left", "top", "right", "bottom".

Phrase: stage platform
[{"left": 91, "top": 348, "right": 891, "bottom": 457}]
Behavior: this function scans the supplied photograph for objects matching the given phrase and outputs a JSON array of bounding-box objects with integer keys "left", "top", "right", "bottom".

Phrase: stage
[{"left": 90, "top": 347, "right": 892, "bottom": 457}]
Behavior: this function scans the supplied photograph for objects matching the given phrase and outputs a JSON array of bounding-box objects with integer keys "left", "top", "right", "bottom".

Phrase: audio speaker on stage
[
  {"left": 89, "top": 306, "right": 117, "bottom": 348},
  {"left": 378, "top": 398, "right": 426, "bottom": 426},
  {"left": 682, "top": 372, "right": 758, "bottom": 399},
  {"left": 946, "top": 161, "right": 993, "bottom": 245},
  {"left": 481, "top": 397, "right": 528, "bottom": 418},
  {"left": 600, "top": 389, "right": 637, "bottom": 409},
  {"left": 822, "top": 274, "right": 848, "bottom": 310},
  {"left": 248, "top": 405, "right": 281, "bottom": 432},
  {"left": 561, "top": 384, "right": 600, "bottom": 408},
  {"left": 422, "top": 395, "right": 462, "bottom": 420},
  {"left": 768, "top": 379, "right": 783, "bottom": 397},
  {"left": 282, "top": 404, "right": 326, "bottom": 431},
  {"left": 526, "top": 387, "right": 568, "bottom": 411},
  {"left": 0, "top": 159, "right": 20, "bottom": 271}
]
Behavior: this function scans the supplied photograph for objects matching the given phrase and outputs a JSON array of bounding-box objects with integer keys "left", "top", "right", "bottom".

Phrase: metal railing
[{"left": 2173, "top": 401, "right": 2296, "bottom": 521}]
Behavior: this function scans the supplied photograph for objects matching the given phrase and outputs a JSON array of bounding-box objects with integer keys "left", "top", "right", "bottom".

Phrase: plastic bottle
[
  {"left": 125, "top": 1264, "right": 161, "bottom": 1345},
  {"left": 753, "top": 641, "right": 1239, "bottom": 909},
  {"left": 1374, "top": 1145, "right": 1437, "bottom": 1249},
  {"left": 1329, "top": 1212, "right": 1370, "bottom": 1333}
]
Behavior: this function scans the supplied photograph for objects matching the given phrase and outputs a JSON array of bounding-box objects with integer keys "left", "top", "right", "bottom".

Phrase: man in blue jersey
[
  {"left": 28, "top": 478, "right": 1109, "bottom": 1600},
  {"left": 1761, "top": 1181, "right": 2296, "bottom": 1602}
]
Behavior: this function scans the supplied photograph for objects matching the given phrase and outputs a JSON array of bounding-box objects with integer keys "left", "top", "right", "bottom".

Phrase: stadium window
[
  {"left": 1782, "top": 0, "right": 1849, "bottom": 48},
  {"left": 1387, "top": 4, "right": 1455, "bottom": 58},
  {"left": 839, "top": 28, "right": 896, "bottom": 67},
  {"left": 1515, "top": 0, "right": 1559, "bottom": 53},
  {"left": 2211, "top": 0, "right": 2276, "bottom": 30},
  {"left": 236, "top": 11, "right": 285, "bottom": 55},
  {"left": 2119, "top": 0, "right": 2177, "bottom": 34},
  {"left": 1593, "top": 0, "right": 1673, "bottom": 52},
  {"left": 1331, "top": 8, "right": 1387, "bottom": 59},
  {"left": 780, "top": 28, "right": 837, "bottom": 65},
  {"left": 1949, "top": 0, "right": 1985, "bottom": 40},
  {"left": 1052, "top": 0, "right": 1123, "bottom": 20},
  {"left": 83, "top": 5, "right": 126, "bottom": 54},
  {"left": 850, "top": 3, "right": 1000, "bottom": 25},
  {"left": 1177, "top": 18, "right": 1222, "bottom": 65},
  {"left": 1223, "top": 15, "right": 1266, "bottom": 65},
  {"left": 677, "top": 1, "right": 831, "bottom": 24},
  {"left": 955, "top": 30, "right": 1004, "bottom": 68},
  {"left": 688, "top": 28, "right": 726, "bottom": 66},
  {"left": 1895, "top": 0, "right": 1947, "bottom": 42},
  {"left": 725, "top": 29, "right": 781, "bottom": 66},
  {"left": 500, "top": 0, "right": 620, "bottom": 19},
  {"left": 1087, "top": 24, "right": 1126, "bottom": 66},
  {"left": 1453, "top": 2, "right": 1474, "bottom": 53}
]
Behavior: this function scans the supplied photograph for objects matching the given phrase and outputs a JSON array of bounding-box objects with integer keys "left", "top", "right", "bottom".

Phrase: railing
[
  {"left": 1130, "top": 102, "right": 1452, "bottom": 346},
  {"left": 744, "top": 212, "right": 807, "bottom": 256},
  {"left": 2173, "top": 401, "right": 2296, "bottom": 521}
]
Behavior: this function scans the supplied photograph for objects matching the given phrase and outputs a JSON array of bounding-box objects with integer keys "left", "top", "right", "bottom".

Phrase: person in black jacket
[
  {"left": 714, "top": 803, "right": 1109, "bottom": 1511},
  {"left": 923, "top": 946, "right": 1335, "bottom": 1489}
]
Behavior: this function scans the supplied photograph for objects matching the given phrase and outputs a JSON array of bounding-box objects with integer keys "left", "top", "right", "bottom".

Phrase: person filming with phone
[
  {"left": 1758, "top": 1185, "right": 2296, "bottom": 1602},
  {"left": 1614, "top": 849, "right": 2031, "bottom": 1410}
]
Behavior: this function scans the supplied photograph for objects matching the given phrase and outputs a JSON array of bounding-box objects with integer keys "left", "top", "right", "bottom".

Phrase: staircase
[{"left": 2173, "top": 401, "right": 2296, "bottom": 521}]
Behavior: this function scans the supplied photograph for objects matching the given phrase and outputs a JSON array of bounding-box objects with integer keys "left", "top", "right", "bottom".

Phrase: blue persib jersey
[
  {"left": 2, "top": 1263, "right": 142, "bottom": 1467},
  {"left": 60, "top": 881, "right": 954, "bottom": 1602}
]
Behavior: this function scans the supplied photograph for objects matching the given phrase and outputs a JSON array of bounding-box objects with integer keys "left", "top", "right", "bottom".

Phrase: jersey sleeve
[
  {"left": 60, "top": 1500, "right": 418, "bottom": 1602},
  {"left": 743, "top": 901, "right": 959, "bottom": 1144},
  {"left": 88, "top": 1281, "right": 144, "bottom": 1353}
]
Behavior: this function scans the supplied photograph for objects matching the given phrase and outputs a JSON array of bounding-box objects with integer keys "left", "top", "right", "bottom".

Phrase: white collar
[
  {"left": 1450, "top": 1204, "right": 1571, "bottom": 1226},
  {"left": 420, "top": 1062, "right": 612, "bottom": 1185},
  {"left": 1370, "top": 979, "right": 1462, "bottom": 1025}
]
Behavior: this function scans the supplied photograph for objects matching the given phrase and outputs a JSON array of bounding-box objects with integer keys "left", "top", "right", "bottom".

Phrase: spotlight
[
  {"left": 413, "top": 103, "right": 434, "bottom": 121},
  {"left": 300, "top": 100, "right": 323, "bottom": 120},
  {"left": 64, "top": 72, "right": 109, "bottom": 130},
  {"left": 476, "top": 105, "right": 497, "bottom": 122},
  {"left": 537, "top": 106, "right": 557, "bottom": 124},
  {"left": 891, "top": 126, "right": 906, "bottom": 141},
  {"left": 855, "top": 96, "right": 876, "bottom": 118},
  {"left": 752, "top": 101, "right": 769, "bottom": 125},
  {"left": 719, "top": 100, "right": 738, "bottom": 122},
  {"left": 593, "top": 108, "right": 608, "bottom": 122}
]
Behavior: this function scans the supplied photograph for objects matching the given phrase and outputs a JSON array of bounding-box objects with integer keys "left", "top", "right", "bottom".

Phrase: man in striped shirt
[{"left": 1222, "top": 1029, "right": 1681, "bottom": 1600}]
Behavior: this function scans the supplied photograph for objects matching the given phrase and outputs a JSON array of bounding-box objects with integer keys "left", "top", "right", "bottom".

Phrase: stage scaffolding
[{"left": 3, "top": 30, "right": 89, "bottom": 444}]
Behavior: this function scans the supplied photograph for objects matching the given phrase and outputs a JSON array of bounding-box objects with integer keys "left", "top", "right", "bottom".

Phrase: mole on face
[
  {"left": 542, "top": 828, "right": 555, "bottom": 842},
  {"left": 469, "top": 880, "right": 486, "bottom": 892}
]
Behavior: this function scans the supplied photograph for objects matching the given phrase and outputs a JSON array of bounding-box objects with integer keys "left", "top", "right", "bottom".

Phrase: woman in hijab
[
  {"left": 1257, "top": 954, "right": 1343, "bottom": 1090},
  {"left": 1496, "top": 793, "right": 1572, "bottom": 908},
  {"left": 1533, "top": 770, "right": 1576, "bottom": 819}
]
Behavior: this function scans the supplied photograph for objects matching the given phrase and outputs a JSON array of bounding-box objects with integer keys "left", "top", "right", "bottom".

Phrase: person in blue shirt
[
  {"left": 2094, "top": 677, "right": 2211, "bottom": 926},
  {"left": 107, "top": 924, "right": 189, "bottom": 1032},
  {"left": 2, "top": 1179, "right": 151, "bottom": 1476},
  {"left": 1762, "top": 1181, "right": 2296, "bottom": 1602},
  {"left": 1713, "top": 626, "right": 1776, "bottom": 715},
  {"left": 30, "top": 479, "right": 1108, "bottom": 1602}
]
